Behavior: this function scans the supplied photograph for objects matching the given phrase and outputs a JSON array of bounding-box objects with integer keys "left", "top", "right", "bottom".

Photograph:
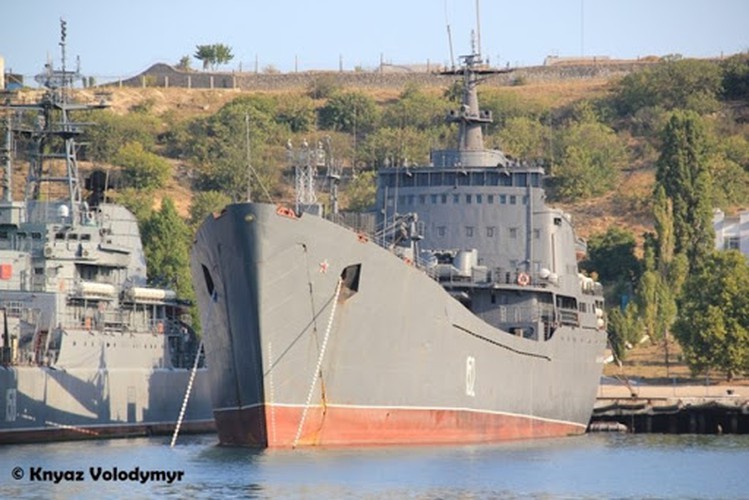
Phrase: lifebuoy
[{"left": 517, "top": 272, "right": 530, "bottom": 286}]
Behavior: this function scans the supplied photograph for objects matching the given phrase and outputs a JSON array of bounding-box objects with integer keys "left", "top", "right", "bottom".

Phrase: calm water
[{"left": 1, "top": 433, "right": 747, "bottom": 499}]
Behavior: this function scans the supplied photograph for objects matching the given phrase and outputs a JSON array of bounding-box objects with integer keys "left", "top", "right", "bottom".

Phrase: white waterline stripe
[{"left": 212, "top": 402, "right": 585, "bottom": 428}]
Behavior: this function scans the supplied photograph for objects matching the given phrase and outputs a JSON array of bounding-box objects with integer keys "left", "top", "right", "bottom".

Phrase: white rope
[
  {"left": 292, "top": 277, "right": 343, "bottom": 448},
  {"left": 170, "top": 338, "right": 204, "bottom": 448}
]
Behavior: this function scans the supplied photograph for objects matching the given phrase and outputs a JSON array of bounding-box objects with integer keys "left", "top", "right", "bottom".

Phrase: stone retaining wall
[{"left": 110, "top": 61, "right": 653, "bottom": 91}]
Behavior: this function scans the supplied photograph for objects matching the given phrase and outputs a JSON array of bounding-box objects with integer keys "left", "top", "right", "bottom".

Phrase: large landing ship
[{"left": 191, "top": 48, "right": 607, "bottom": 447}]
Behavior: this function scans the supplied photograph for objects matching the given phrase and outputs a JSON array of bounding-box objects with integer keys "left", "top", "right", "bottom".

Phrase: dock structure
[{"left": 589, "top": 381, "right": 749, "bottom": 434}]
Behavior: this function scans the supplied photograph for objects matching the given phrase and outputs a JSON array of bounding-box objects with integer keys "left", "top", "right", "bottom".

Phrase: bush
[
  {"left": 307, "top": 75, "right": 341, "bottom": 99},
  {"left": 318, "top": 91, "right": 379, "bottom": 135},
  {"left": 114, "top": 141, "right": 171, "bottom": 190},
  {"left": 613, "top": 58, "right": 723, "bottom": 116},
  {"left": 551, "top": 121, "right": 627, "bottom": 200}
]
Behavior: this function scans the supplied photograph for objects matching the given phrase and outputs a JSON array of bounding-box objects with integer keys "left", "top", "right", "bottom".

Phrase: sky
[{"left": 1, "top": 0, "right": 748, "bottom": 83}]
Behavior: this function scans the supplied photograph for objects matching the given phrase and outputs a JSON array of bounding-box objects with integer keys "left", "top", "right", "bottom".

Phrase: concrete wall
[{"left": 109, "top": 61, "right": 653, "bottom": 91}]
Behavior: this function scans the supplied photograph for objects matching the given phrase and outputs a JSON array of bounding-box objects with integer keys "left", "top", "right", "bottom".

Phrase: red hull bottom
[{"left": 214, "top": 405, "right": 585, "bottom": 447}]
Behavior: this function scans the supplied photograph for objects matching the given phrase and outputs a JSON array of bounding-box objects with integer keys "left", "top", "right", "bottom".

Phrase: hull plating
[
  {"left": 191, "top": 204, "right": 606, "bottom": 447},
  {"left": 0, "top": 365, "right": 214, "bottom": 444}
]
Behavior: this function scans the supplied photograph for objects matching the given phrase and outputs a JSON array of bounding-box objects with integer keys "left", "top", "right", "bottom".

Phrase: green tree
[
  {"left": 115, "top": 188, "right": 154, "bottom": 223},
  {"left": 176, "top": 55, "right": 192, "bottom": 71},
  {"left": 80, "top": 110, "right": 160, "bottom": 162},
  {"left": 614, "top": 57, "right": 723, "bottom": 116},
  {"left": 318, "top": 91, "right": 379, "bottom": 136},
  {"left": 189, "top": 190, "right": 232, "bottom": 230},
  {"left": 307, "top": 74, "right": 341, "bottom": 99},
  {"left": 141, "top": 198, "right": 196, "bottom": 318},
  {"left": 443, "top": 80, "right": 463, "bottom": 103},
  {"left": 721, "top": 53, "right": 749, "bottom": 100},
  {"left": 607, "top": 303, "right": 642, "bottom": 361},
  {"left": 583, "top": 226, "right": 641, "bottom": 286},
  {"left": 214, "top": 44, "right": 234, "bottom": 68},
  {"left": 344, "top": 170, "right": 377, "bottom": 211},
  {"left": 358, "top": 127, "right": 431, "bottom": 168},
  {"left": 552, "top": 120, "right": 627, "bottom": 200},
  {"left": 194, "top": 45, "right": 216, "bottom": 71},
  {"left": 673, "top": 251, "right": 749, "bottom": 381},
  {"left": 655, "top": 110, "right": 714, "bottom": 270},
  {"left": 173, "top": 95, "right": 285, "bottom": 200},
  {"left": 193, "top": 44, "right": 233, "bottom": 71},
  {"left": 275, "top": 95, "right": 316, "bottom": 133},
  {"left": 113, "top": 141, "right": 171, "bottom": 191},
  {"left": 497, "top": 116, "right": 547, "bottom": 160},
  {"left": 381, "top": 86, "right": 447, "bottom": 131},
  {"left": 478, "top": 89, "right": 546, "bottom": 133}
]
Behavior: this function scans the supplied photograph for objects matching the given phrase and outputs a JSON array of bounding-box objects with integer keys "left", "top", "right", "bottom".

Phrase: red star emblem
[{"left": 319, "top": 260, "right": 329, "bottom": 273}]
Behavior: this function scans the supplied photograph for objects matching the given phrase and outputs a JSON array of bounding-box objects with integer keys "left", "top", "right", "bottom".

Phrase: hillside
[
  {"left": 42, "top": 76, "right": 654, "bottom": 242},
  {"left": 9, "top": 62, "right": 749, "bottom": 383}
]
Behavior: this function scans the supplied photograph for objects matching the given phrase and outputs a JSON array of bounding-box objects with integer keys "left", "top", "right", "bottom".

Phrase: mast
[
  {"left": 1, "top": 18, "right": 108, "bottom": 225},
  {"left": 1, "top": 112, "right": 11, "bottom": 202}
]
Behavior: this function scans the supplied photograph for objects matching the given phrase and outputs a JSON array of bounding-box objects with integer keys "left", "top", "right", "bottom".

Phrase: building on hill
[{"left": 713, "top": 209, "right": 749, "bottom": 257}]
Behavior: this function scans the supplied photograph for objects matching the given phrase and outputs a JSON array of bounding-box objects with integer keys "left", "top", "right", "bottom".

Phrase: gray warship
[
  {"left": 190, "top": 46, "right": 607, "bottom": 447},
  {"left": 0, "top": 22, "right": 213, "bottom": 444}
]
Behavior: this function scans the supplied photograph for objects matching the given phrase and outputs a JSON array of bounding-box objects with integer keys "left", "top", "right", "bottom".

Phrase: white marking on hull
[{"left": 213, "top": 402, "right": 587, "bottom": 429}]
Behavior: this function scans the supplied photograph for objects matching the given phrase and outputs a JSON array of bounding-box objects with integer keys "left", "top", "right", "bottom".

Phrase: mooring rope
[
  {"left": 170, "top": 339, "right": 204, "bottom": 448},
  {"left": 292, "top": 277, "right": 343, "bottom": 448},
  {"left": 171, "top": 290, "right": 216, "bottom": 447}
]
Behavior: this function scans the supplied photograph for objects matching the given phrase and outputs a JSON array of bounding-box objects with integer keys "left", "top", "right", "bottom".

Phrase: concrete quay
[{"left": 589, "top": 379, "right": 749, "bottom": 434}]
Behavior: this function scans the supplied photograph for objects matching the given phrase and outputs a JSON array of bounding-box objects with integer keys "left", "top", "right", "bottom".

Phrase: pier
[{"left": 589, "top": 379, "right": 749, "bottom": 434}]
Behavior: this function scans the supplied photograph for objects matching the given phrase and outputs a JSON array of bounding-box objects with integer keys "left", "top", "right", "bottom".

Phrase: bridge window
[
  {"left": 470, "top": 172, "right": 485, "bottom": 186},
  {"left": 466, "top": 226, "right": 474, "bottom": 237},
  {"left": 510, "top": 195, "right": 517, "bottom": 205}
]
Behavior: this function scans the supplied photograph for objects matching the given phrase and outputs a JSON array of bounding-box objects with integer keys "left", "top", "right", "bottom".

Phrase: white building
[{"left": 713, "top": 209, "right": 749, "bottom": 256}]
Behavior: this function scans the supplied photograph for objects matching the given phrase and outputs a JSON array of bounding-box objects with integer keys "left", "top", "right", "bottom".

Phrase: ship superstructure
[
  {"left": 191, "top": 45, "right": 607, "bottom": 448},
  {"left": 0, "top": 21, "right": 213, "bottom": 443}
]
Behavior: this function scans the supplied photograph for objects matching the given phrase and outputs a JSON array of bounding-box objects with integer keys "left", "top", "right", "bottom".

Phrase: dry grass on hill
[{"left": 605, "top": 340, "right": 749, "bottom": 387}]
